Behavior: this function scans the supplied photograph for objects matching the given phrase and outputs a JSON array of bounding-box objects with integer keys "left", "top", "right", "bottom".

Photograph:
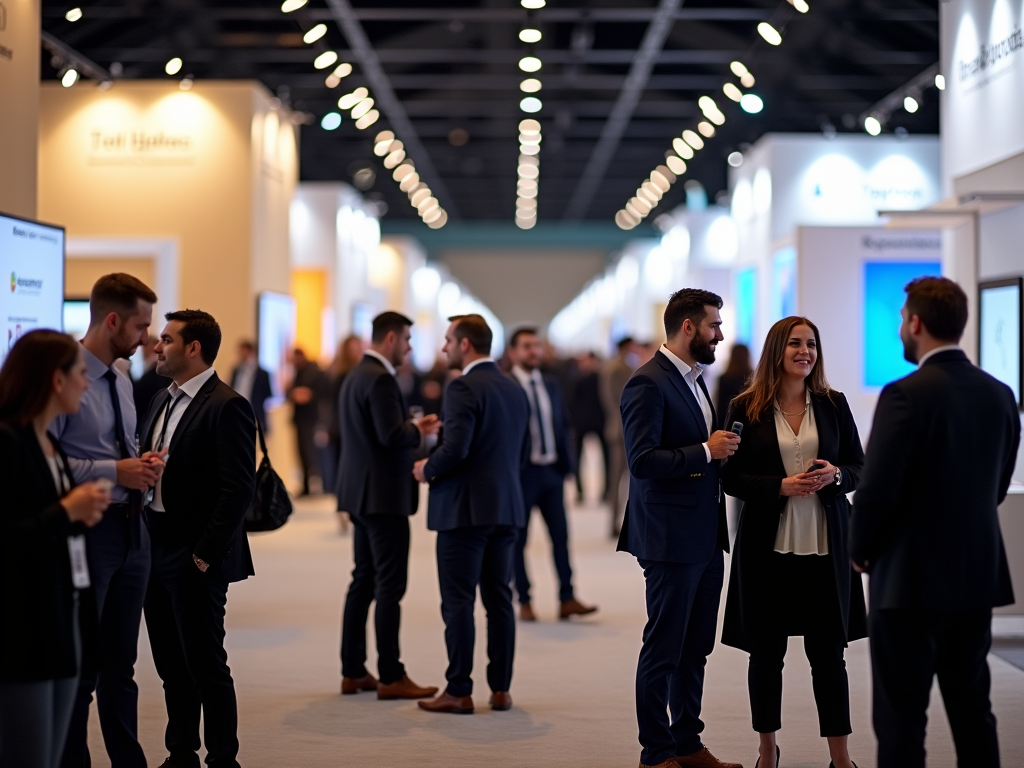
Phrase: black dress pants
[
  {"left": 340, "top": 514, "right": 410, "bottom": 684},
  {"left": 514, "top": 464, "right": 574, "bottom": 604},
  {"left": 436, "top": 525, "right": 517, "bottom": 697},
  {"left": 869, "top": 607, "right": 999, "bottom": 768},
  {"left": 145, "top": 516, "right": 240, "bottom": 768}
]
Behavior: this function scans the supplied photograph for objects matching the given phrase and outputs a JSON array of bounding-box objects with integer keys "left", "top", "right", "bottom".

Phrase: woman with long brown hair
[
  {"left": 0, "top": 330, "right": 109, "bottom": 768},
  {"left": 721, "top": 316, "right": 866, "bottom": 768}
]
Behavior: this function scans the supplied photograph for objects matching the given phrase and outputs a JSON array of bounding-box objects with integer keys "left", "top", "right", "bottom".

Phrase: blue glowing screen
[
  {"left": 735, "top": 267, "right": 756, "bottom": 344},
  {"left": 863, "top": 261, "right": 942, "bottom": 387},
  {"left": 771, "top": 247, "right": 797, "bottom": 323}
]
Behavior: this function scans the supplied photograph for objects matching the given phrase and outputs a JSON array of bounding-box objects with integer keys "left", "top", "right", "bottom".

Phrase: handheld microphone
[{"left": 731, "top": 421, "right": 744, "bottom": 436}]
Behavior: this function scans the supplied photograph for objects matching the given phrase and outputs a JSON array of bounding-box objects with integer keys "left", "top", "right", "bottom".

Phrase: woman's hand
[
  {"left": 780, "top": 474, "right": 818, "bottom": 496},
  {"left": 806, "top": 460, "right": 837, "bottom": 491},
  {"left": 62, "top": 483, "right": 110, "bottom": 527}
]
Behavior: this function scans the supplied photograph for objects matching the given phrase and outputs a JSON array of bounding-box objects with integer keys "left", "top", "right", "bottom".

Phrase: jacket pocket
[{"left": 644, "top": 491, "right": 697, "bottom": 506}]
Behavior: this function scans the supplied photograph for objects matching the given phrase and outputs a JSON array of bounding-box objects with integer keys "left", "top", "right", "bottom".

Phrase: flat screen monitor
[
  {"left": 257, "top": 291, "right": 296, "bottom": 406},
  {"left": 0, "top": 211, "right": 65, "bottom": 366},
  {"left": 980, "top": 277, "right": 1023, "bottom": 409}
]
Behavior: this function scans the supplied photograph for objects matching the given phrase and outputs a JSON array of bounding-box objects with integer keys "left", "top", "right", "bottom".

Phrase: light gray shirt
[
  {"left": 511, "top": 365, "right": 558, "bottom": 466},
  {"left": 659, "top": 345, "right": 713, "bottom": 464}
]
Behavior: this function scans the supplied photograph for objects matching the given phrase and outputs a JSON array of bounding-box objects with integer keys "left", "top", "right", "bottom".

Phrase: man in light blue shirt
[{"left": 57, "top": 274, "right": 165, "bottom": 768}]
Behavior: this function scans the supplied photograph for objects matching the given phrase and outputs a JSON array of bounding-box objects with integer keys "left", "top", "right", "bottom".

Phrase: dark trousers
[
  {"left": 145, "top": 515, "right": 240, "bottom": 768},
  {"left": 340, "top": 514, "right": 410, "bottom": 684},
  {"left": 295, "top": 420, "right": 320, "bottom": 494},
  {"left": 870, "top": 607, "right": 999, "bottom": 768},
  {"left": 573, "top": 429, "right": 609, "bottom": 499},
  {"left": 748, "top": 633, "right": 851, "bottom": 736},
  {"left": 514, "top": 464, "right": 574, "bottom": 605},
  {"left": 636, "top": 552, "right": 724, "bottom": 766},
  {"left": 61, "top": 508, "right": 150, "bottom": 768},
  {"left": 436, "top": 525, "right": 518, "bottom": 697}
]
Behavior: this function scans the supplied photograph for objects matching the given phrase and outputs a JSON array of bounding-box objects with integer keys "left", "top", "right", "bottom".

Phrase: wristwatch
[{"left": 833, "top": 467, "right": 843, "bottom": 486}]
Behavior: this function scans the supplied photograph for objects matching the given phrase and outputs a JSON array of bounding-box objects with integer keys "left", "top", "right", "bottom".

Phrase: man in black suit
[
  {"left": 507, "top": 327, "right": 597, "bottom": 622},
  {"left": 141, "top": 310, "right": 256, "bottom": 768},
  {"left": 618, "top": 289, "right": 742, "bottom": 768},
  {"left": 413, "top": 314, "right": 530, "bottom": 714},
  {"left": 134, "top": 335, "right": 170, "bottom": 418},
  {"left": 850, "top": 277, "right": 1020, "bottom": 768},
  {"left": 230, "top": 340, "right": 272, "bottom": 434},
  {"left": 337, "top": 311, "right": 441, "bottom": 700}
]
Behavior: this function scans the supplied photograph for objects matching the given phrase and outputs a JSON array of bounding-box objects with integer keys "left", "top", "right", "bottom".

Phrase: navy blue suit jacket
[
  {"left": 617, "top": 351, "right": 729, "bottom": 563},
  {"left": 424, "top": 362, "right": 531, "bottom": 532}
]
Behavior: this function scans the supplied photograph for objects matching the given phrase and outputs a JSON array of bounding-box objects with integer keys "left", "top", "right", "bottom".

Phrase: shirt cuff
[
  {"left": 95, "top": 459, "right": 118, "bottom": 485},
  {"left": 702, "top": 443, "right": 711, "bottom": 463}
]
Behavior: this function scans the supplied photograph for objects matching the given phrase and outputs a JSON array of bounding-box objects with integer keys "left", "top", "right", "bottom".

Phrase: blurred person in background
[
  {"left": 419, "top": 357, "right": 448, "bottom": 416},
  {"left": 0, "top": 330, "right": 110, "bottom": 768},
  {"left": 325, "top": 334, "right": 364, "bottom": 504},
  {"left": 600, "top": 337, "right": 636, "bottom": 538},
  {"left": 287, "top": 348, "right": 328, "bottom": 496},
  {"left": 507, "top": 328, "right": 597, "bottom": 622},
  {"left": 568, "top": 351, "right": 608, "bottom": 503},
  {"left": 230, "top": 340, "right": 272, "bottom": 435},
  {"left": 715, "top": 343, "right": 753, "bottom": 423},
  {"left": 722, "top": 317, "right": 865, "bottom": 768},
  {"left": 132, "top": 335, "right": 168, "bottom": 419}
]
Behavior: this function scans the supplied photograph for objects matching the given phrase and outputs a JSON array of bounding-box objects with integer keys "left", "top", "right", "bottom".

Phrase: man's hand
[
  {"left": 706, "top": 430, "right": 741, "bottom": 460},
  {"left": 852, "top": 560, "right": 868, "bottom": 574},
  {"left": 116, "top": 458, "right": 161, "bottom": 490},
  {"left": 193, "top": 555, "right": 209, "bottom": 573},
  {"left": 412, "top": 459, "right": 428, "bottom": 483},
  {"left": 140, "top": 450, "right": 168, "bottom": 481},
  {"left": 416, "top": 414, "right": 441, "bottom": 436}
]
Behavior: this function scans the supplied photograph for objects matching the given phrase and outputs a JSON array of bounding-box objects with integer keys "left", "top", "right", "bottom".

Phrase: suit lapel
[
  {"left": 697, "top": 374, "right": 717, "bottom": 433},
  {"left": 168, "top": 375, "right": 218, "bottom": 454},
  {"left": 142, "top": 390, "right": 171, "bottom": 451},
  {"left": 656, "top": 352, "right": 709, "bottom": 440},
  {"left": 810, "top": 393, "right": 837, "bottom": 462}
]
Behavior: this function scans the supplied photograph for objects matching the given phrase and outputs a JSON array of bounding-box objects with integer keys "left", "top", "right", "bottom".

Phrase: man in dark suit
[
  {"left": 141, "top": 309, "right": 256, "bottom": 768},
  {"left": 230, "top": 340, "right": 272, "bottom": 434},
  {"left": 850, "top": 277, "right": 1020, "bottom": 768},
  {"left": 507, "top": 327, "right": 597, "bottom": 622},
  {"left": 618, "top": 289, "right": 742, "bottom": 768},
  {"left": 337, "top": 311, "right": 441, "bottom": 700},
  {"left": 413, "top": 314, "right": 530, "bottom": 714},
  {"left": 287, "top": 348, "right": 327, "bottom": 495},
  {"left": 134, "top": 335, "right": 170, "bottom": 418},
  {"left": 569, "top": 352, "right": 608, "bottom": 501}
]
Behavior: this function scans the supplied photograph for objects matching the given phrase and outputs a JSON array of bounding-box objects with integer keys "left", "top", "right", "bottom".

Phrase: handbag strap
[{"left": 255, "top": 418, "right": 270, "bottom": 460}]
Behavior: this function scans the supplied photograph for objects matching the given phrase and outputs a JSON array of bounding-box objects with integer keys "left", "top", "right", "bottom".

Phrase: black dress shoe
[{"left": 754, "top": 745, "right": 780, "bottom": 768}]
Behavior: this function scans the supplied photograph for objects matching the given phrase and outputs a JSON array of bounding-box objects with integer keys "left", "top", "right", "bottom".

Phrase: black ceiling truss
[{"left": 41, "top": 1, "right": 939, "bottom": 224}]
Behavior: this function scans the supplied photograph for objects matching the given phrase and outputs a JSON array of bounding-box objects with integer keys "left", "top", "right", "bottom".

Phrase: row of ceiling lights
[
  {"left": 375, "top": 130, "right": 449, "bottom": 229},
  {"left": 515, "top": 0, "right": 544, "bottom": 229}
]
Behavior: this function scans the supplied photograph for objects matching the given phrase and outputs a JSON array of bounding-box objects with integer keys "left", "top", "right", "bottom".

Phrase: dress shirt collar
[
  {"left": 82, "top": 344, "right": 116, "bottom": 381},
  {"left": 363, "top": 350, "right": 397, "bottom": 376},
  {"left": 917, "top": 344, "right": 962, "bottom": 368},
  {"left": 166, "top": 366, "right": 217, "bottom": 401},
  {"left": 511, "top": 364, "right": 542, "bottom": 386},
  {"left": 462, "top": 358, "right": 494, "bottom": 376},
  {"left": 659, "top": 344, "right": 705, "bottom": 384}
]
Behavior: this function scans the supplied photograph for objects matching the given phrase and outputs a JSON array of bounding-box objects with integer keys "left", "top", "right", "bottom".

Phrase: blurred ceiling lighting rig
[
  {"left": 516, "top": 119, "right": 541, "bottom": 230},
  {"left": 858, "top": 63, "right": 942, "bottom": 137},
  {"left": 336, "top": 86, "right": 379, "bottom": 129},
  {"left": 374, "top": 130, "right": 449, "bottom": 229},
  {"left": 41, "top": 30, "right": 113, "bottom": 89}
]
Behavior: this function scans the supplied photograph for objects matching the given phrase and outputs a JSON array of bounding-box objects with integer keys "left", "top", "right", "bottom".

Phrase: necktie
[
  {"left": 155, "top": 393, "right": 184, "bottom": 452},
  {"left": 102, "top": 369, "right": 143, "bottom": 547},
  {"left": 529, "top": 378, "right": 549, "bottom": 456}
]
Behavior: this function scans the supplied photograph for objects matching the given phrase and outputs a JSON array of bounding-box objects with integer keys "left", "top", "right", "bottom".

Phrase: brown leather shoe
[
  {"left": 520, "top": 603, "right": 537, "bottom": 622},
  {"left": 417, "top": 691, "right": 474, "bottom": 714},
  {"left": 489, "top": 691, "right": 512, "bottom": 711},
  {"left": 559, "top": 598, "right": 598, "bottom": 620},
  {"left": 377, "top": 675, "right": 439, "bottom": 700},
  {"left": 674, "top": 746, "right": 743, "bottom": 768},
  {"left": 639, "top": 760, "right": 681, "bottom": 768},
  {"left": 341, "top": 674, "right": 378, "bottom": 695}
]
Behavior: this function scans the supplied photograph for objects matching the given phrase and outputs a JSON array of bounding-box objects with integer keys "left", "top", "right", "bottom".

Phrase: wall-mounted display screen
[
  {"left": 980, "top": 278, "right": 1022, "bottom": 409},
  {"left": 863, "top": 260, "right": 942, "bottom": 387},
  {"left": 257, "top": 291, "right": 296, "bottom": 406},
  {"left": 0, "top": 212, "right": 65, "bottom": 366},
  {"left": 735, "top": 267, "right": 757, "bottom": 345},
  {"left": 770, "top": 247, "right": 796, "bottom": 323}
]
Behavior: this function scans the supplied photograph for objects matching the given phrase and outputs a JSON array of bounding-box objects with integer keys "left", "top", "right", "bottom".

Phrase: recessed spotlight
[
  {"left": 321, "top": 112, "right": 342, "bottom": 130},
  {"left": 519, "top": 29, "right": 542, "bottom": 44},
  {"left": 698, "top": 121, "right": 716, "bottom": 138},
  {"left": 165, "top": 57, "right": 183, "bottom": 76},
  {"left": 383, "top": 149, "right": 406, "bottom": 169},
  {"left": 338, "top": 87, "right": 369, "bottom": 110},
  {"left": 520, "top": 78, "right": 542, "bottom": 93},
  {"left": 65, "top": 7, "right": 83, "bottom": 21},
  {"left": 314, "top": 51, "right": 339, "bottom": 70},
  {"left": 864, "top": 115, "right": 882, "bottom": 136},
  {"left": 730, "top": 61, "right": 749, "bottom": 78},
  {"left": 682, "top": 130, "right": 704, "bottom": 150},
  {"left": 519, "top": 56, "right": 542, "bottom": 73},
  {"left": 740, "top": 72, "right": 755, "bottom": 88},
  {"left": 426, "top": 210, "right": 448, "bottom": 229},
  {"left": 935, "top": 73, "right": 946, "bottom": 90},
  {"left": 788, "top": 0, "right": 809, "bottom": 12},
  {"left": 757, "top": 22, "right": 782, "bottom": 46},
  {"left": 723, "top": 83, "right": 743, "bottom": 102},
  {"left": 727, "top": 151, "right": 744, "bottom": 167},
  {"left": 616, "top": 210, "right": 638, "bottom": 230},
  {"left": 304, "top": 24, "right": 327, "bottom": 44},
  {"left": 351, "top": 98, "right": 375, "bottom": 119},
  {"left": 665, "top": 155, "right": 687, "bottom": 175},
  {"left": 740, "top": 93, "right": 764, "bottom": 114},
  {"left": 520, "top": 143, "right": 540, "bottom": 155},
  {"left": 373, "top": 131, "right": 395, "bottom": 153},
  {"left": 672, "top": 138, "right": 694, "bottom": 160},
  {"left": 179, "top": 76, "right": 194, "bottom": 91},
  {"left": 519, "top": 119, "right": 541, "bottom": 133},
  {"left": 904, "top": 95, "right": 919, "bottom": 113},
  {"left": 61, "top": 68, "right": 79, "bottom": 87},
  {"left": 354, "top": 110, "right": 379, "bottom": 130},
  {"left": 281, "top": 0, "right": 307, "bottom": 11},
  {"left": 519, "top": 133, "right": 541, "bottom": 145},
  {"left": 521, "top": 0, "right": 546, "bottom": 8},
  {"left": 520, "top": 97, "right": 542, "bottom": 113}
]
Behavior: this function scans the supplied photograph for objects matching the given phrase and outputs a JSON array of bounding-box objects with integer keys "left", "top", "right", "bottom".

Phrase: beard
[
  {"left": 689, "top": 334, "right": 717, "bottom": 366},
  {"left": 446, "top": 348, "right": 463, "bottom": 371},
  {"left": 901, "top": 333, "right": 919, "bottom": 364}
]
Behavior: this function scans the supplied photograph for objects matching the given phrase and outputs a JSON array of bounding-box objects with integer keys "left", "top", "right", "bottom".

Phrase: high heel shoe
[{"left": 754, "top": 745, "right": 780, "bottom": 768}]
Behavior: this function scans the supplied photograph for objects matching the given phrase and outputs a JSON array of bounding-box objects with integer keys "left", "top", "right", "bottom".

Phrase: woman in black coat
[
  {"left": 722, "top": 316, "right": 866, "bottom": 768},
  {"left": 0, "top": 330, "right": 109, "bottom": 768}
]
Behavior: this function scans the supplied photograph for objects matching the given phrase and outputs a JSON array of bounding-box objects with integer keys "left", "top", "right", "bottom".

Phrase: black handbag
[{"left": 244, "top": 420, "right": 293, "bottom": 532}]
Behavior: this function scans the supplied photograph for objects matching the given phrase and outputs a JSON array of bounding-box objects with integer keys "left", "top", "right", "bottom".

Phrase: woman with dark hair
[
  {"left": 326, "top": 335, "right": 364, "bottom": 529},
  {"left": 0, "top": 330, "right": 109, "bottom": 768},
  {"left": 722, "top": 317, "right": 866, "bottom": 768},
  {"left": 715, "top": 342, "right": 753, "bottom": 420}
]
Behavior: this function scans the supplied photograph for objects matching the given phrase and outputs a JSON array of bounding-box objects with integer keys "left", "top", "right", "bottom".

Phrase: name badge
[{"left": 67, "top": 535, "right": 91, "bottom": 589}]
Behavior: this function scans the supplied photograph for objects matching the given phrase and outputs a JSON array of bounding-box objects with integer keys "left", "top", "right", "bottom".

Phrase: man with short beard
[
  {"left": 618, "top": 288, "right": 742, "bottom": 768},
  {"left": 57, "top": 273, "right": 165, "bottom": 768}
]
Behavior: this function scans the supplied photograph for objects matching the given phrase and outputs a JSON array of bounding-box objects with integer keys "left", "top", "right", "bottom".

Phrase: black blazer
[
  {"left": 850, "top": 349, "right": 1020, "bottom": 611},
  {"left": 515, "top": 372, "right": 578, "bottom": 477},
  {"left": 231, "top": 365, "right": 272, "bottom": 433},
  {"left": 0, "top": 423, "right": 96, "bottom": 681},
  {"left": 335, "top": 355, "right": 420, "bottom": 517},
  {"left": 424, "top": 362, "right": 531, "bottom": 532},
  {"left": 617, "top": 351, "right": 729, "bottom": 564},
  {"left": 141, "top": 372, "right": 256, "bottom": 583},
  {"left": 721, "top": 390, "right": 867, "bottom": 652}
]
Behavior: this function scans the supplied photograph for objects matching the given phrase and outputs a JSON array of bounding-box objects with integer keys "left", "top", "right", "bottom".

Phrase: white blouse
[{"left": 773, "top": 390, "right": 829, "bottom": 555}]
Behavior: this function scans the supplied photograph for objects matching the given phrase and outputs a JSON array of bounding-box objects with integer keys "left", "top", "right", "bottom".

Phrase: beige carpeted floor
[{"left": 85, "top": 492, "right": 1024, "bottom": 768}]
